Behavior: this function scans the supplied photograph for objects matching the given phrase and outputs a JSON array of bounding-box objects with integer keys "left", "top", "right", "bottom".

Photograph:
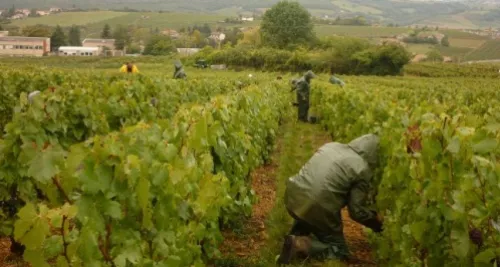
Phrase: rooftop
[
  {"left": 0, "top": 36, "right": 49, "bottom": 42},
  {"left": 82, "top": 39, "right": 115, "bottom": 44},
  {"left": 59, "top": 46, "right": 100, "bottom": 51}
]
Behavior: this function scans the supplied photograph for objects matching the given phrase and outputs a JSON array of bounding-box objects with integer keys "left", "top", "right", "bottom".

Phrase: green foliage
[
  {"left": 68, "top": 25, "right": 82, "bottom": 46},
  {"left": 1, "top": 77, "right": 286, "bottom": 265},
  {"left": 50, "top": 25, "right": 67, "bottom": 52},
  {"left": 28, "top": 9, "right": 39, "bottom": 18},
  {"left": 465, "top": 40, "right": 500, "bottom": 61},
  {"left": 260, "top": 1, "right": 315, "bottom": 49},
  {"left": 198, "top": 38, "right": 409, "bottom": 75},
  {"left": 7, "top": 5, "right": 16, "bottom": 18},
  {"left": 313, "top": 16, "right": 369, "bottom": 26},
  {"left": 425, "top": 49, "right": 444, "bottom": 62},
  {"left": 441, "top": 35, "right": 450, "bottom": 47},
  {"left": 113, "top": 24, "right": 131, "bottom": 50},
  {"left": 312, "top": 76, "right": 500, "bottom": 267},
  {"left": 350, "top": 44, "right": 410, "bottom": 75},
  {"left": 143, "top": 35, "right": 176, "bottom": 56},
  {"left": 22, "top": 24, "right": 51, "bottom": 37},
  {"left": 405, "top": 63, "right": 500, "bottom": 78},
  {"left": 101, "top": 23, "right": 112, "bottom": 39}
]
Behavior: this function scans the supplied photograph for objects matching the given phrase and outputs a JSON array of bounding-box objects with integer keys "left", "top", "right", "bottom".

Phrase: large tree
[
  {"left": 441, "top": 35, "right": 450, "bottom": 47},
  {"left": 101, "top": 24, "right": 112, "bottom": 39},
  {"left": 113, "top": 25, "right": 131, "bottom": 50},
  {"left": 22, "top": 25, "right": 51, "bottom": 37},
  {"left": 68, "top": 25, "right": 82, "bottom": 46},
  {"left": 29, "top": 8, "right": 39, "bottom": 17},
  {"left": 7, "top": 5, "right": 16, "bottom": 18},
  {"left": 260, "top": 1, "right": 315, "bottom": 49},
  {"left": 143, "top": 35, "right": 176, "bottom": 56},
  {"left": 51, "top": 25, "right": 67, "bottom": 51}
]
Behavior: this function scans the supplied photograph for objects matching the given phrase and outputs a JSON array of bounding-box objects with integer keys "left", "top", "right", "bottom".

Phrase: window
[
  {"left": 89, "top": 53, "right": 93, "bottom": 56},
  {"left": 81, "top": 53, "right": 85, "bottom": 56}
]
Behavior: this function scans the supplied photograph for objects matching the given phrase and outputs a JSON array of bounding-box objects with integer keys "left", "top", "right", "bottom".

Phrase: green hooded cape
[{"left": 285, "top": 134, "right": 379, "bottom": 233}]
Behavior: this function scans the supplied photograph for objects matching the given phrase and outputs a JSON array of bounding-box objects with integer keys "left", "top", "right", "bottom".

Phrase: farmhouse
[
  {"left": 209, "top": 32, "right": 226, "bottom": 42},
  {"left": 177, "top": 48, "right": 200, "bottom": 56},
  {"left": 0, "top": 31, "right": 8, "bottom": 37},
  {"left": 161, "top": 29, "right": 180, "bottom": 39},
  {"left": 50, "top": 7, "right": 62, "bottom": 13},
  {"left": 241, "top": 16, "right": 254, "bottom": 22},
  {"left": 36, "top": 11, "right": 50, "bottom": 16},
  {"left": 11, "top": 14, "right": 26, "bottom": 20},
  {"left": 82, "top": 38, "right": 116, "bottom": 50},
  {"left": 18, "top": 9, "right": 31, "bottom": 16},
  {"left": 0, "top": 36, "right": 50, "bottom": 57},
  {"left": 58, "top": 46, "right": 100, "bottom": 56}
]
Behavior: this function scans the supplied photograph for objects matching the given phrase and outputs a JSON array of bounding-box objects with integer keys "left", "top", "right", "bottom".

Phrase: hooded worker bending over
[
  {"left": 173, "top": 62, "right": 187, "bottom": 79},
  {"left": 278, "top": 134, "right": 383, "bottom": 264}
]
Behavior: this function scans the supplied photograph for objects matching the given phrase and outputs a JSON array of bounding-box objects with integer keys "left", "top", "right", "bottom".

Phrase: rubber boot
[{"left": 277, "top": 235, "right": 312, "bottom": 265}]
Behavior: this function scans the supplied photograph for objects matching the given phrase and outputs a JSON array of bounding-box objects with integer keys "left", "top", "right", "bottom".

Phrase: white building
[
  {"left": 177, "top": 48, "right": 200, "bottom": 56},
  {"left": 242, "top": 17, "right": 254, "bottom": 22},
  {"left": 58, "top": 46, "right": 100, "bottom": 56},
  {"left": 36, "top": 11, "right": 50, "bottom": 16},
  {"left": 50, "top": 7, "right": 62, "bottom": 13}
]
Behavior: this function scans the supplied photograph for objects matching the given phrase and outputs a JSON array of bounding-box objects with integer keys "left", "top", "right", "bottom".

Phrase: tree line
[{"left": 189, "top": 1, "right": 410, "bottom": 75}]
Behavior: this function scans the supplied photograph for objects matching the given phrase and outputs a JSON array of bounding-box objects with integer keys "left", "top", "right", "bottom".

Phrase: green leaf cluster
[{"left": 312, "top": 76, "right": 500, "bottom": 266}]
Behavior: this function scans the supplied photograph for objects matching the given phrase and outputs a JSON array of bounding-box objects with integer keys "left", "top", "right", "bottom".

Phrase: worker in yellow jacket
[{"left": 120, "top": 62, "right": 139, "bottom": 73}]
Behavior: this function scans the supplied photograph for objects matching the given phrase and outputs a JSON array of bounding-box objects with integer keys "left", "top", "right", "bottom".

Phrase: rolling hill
[{"left": 1, "top": 0, "right": 500, "bottom": 28}]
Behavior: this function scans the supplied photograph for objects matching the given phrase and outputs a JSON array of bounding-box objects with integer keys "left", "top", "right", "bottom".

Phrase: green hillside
[
  {"left": 464, "top": 40, "right": 500, "bottom": 61},
  {"left": 2, "top": 0, "right": 500, "bottom": 27}
]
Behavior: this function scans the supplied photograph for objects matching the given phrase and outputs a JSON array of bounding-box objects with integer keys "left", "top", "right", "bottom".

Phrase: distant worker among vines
[
  {"left": 290, "top": 71, "right": 315, "bottom": 122},
  {"left": 120, "top": 62, "right": 139, "bottom": 73},
  {"left": 173, "top": 62, "right": 187, "bottom": 79},
  {"left": 277, "top": 134, "right": 383, "bottom": 265},
  {"left": 28, "top": 90, "right": 41, "bottom": 104},
  {"left": 329, "top": 72, "right": 345, "bottom": 88}
]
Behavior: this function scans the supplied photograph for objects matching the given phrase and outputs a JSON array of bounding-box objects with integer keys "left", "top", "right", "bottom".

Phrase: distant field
[
  {"left": 331, "top": 0, "right": 382, "bottom": 14},
  {"left": 84, "top": 12, "right": 229, "bottom": 31},
  {"left": 10, "top": 11, "right": 254, "bottom": 33},
  {"left": 315, "top": 25, "right": 408, "bottom": 37},
  {"left": 11, "top": 11, "right": 128, "bottom": 27},
  {"left": 464, "top": 40, "right": 500, "bottom": 61},
  {"left": 418, "top": 13, "right": 478, "bottom": 29},
  {"left": 437, "top": 46, "right": 473, "bottom": 58},
  {"left": 441, "top": 30, "right": 488, "bottom": 40},
  {"left": 449, "top": 38, "right": 486, "bottom": 48},
  {"left": 406, "top": 44, "right": 433, "bottom": 54}
]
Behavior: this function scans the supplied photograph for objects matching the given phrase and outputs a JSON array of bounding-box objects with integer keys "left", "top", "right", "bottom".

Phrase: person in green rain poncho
[
  {"left": 290, "top": 71, "right": 315, "bottom": 122},
  {"left": 277, "top": 134, "right": 383, "bottom": 265},
  {"left": 173, "top": 62, "right": 187, "bottom": 79},
  {"left": 329, "top": 74, "right": 345, "bottom": 87}
]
